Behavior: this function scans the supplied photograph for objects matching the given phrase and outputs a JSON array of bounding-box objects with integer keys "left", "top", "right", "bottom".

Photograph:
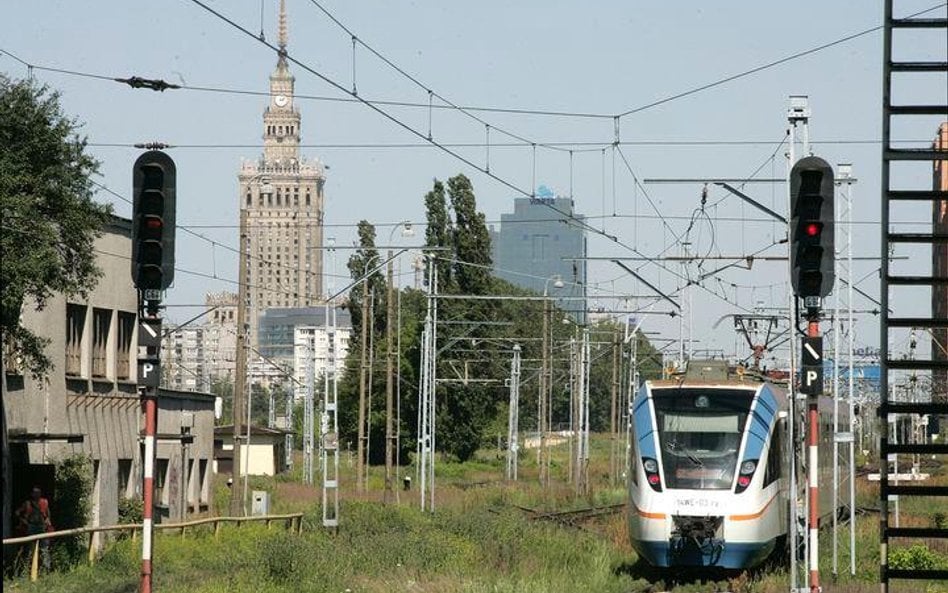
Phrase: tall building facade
[
  {"left": 203, "top": 292, "right": 238, "bottom": 383},
  {"left": 257, "top": 306, "right": 351, "bottom": 367},
  {"left": 238, "top": 0, "right": 326, "bottom": 344},
  {"left": 491, "top": 190, "right": 587, "bottom": 319},
  {"left": 161, "top": 292, "right": 239, "bottom": 391},
  {"left": 933, "top": 122, "right": 948, "bottom": 402},
  {"left": 294, "top": 324, "right": 352, "bottom": 401}
]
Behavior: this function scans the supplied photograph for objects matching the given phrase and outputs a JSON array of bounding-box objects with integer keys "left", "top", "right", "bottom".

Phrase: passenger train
[{"left": 627, "top": 360, "right": 841, "bottom": 569}]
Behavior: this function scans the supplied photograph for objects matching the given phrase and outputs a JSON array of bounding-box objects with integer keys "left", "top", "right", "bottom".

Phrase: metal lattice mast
[
  {"left": 322, "top": 245, "right": 339, "bottom": 529},
  {"left": 419, "top": 258, "right": 438, "bottom": 511},
  {"left": 303, "top": 335, "right": 314, "bottom": 484},
  {"left": 575, "top": 326, "right": 591, "bottom": 494},
  {"left": 429, "top": 263, "right": 438, "bottom": 510},
  {"left": 832, "top": 163, "right": 857, "bottom": 577},
  {"left": 285, "top": 394, "right": 294, "bottom": 470},
  {"left": 786, "top": 95, "right": 809, "bottom": 593},
  {"left": 506, "top": 344, "right": 522, "bottom": 481},
  {"left": 879, "top": 3, "right": 948, "bottom": 591}
]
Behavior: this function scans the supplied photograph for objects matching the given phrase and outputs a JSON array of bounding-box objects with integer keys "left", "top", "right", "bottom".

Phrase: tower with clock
[{"left": 238, "top": 0, "right": 327, "bottom": 346}]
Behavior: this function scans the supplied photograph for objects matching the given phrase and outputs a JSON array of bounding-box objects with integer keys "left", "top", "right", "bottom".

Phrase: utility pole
[
  {"left": 230, "top": 207, "right": 248, "bottom": 516},
  {"left": 357, "top": 276, "right": 369, "bottom": 492},
  {"left": 384, "top": 252, "right": 395, "bottom": 502}
]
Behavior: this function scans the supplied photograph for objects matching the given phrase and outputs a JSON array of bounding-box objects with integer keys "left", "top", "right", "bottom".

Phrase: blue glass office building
[{"left": 490, "top": 191, "right": 586, "bottom": 320}]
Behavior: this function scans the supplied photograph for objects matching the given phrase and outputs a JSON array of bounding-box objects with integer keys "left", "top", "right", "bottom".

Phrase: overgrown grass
[
  {"left": 5, "top": 436, "right": 946, "bottom": 593},
  {"left": 5, "top": 498, "right": 633, "bottom": 593}
]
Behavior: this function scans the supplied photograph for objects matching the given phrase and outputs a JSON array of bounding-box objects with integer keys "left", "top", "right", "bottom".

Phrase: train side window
[{"left": 763, "top": 426, "right": 781, "bottom": 487}]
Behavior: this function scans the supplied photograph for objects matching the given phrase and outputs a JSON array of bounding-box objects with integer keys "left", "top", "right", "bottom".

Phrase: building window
[
  {"left": 91, "top": 308, "right": 111, "bottom": 378},
  {"left": 118, "top": 459, "right": 133, "bottom": 499},
  {"left": 156, "top": 458, "right": 169, "bottom": 506},
  {"left": 117, "top": 312, "right": 135, "bottom": 380},
  {"left": 65, "top": 304, "right": 86, "bottom": 376},
  {"left": 531, "top": 234, "right": 548, "bottom": 262},
  {"left": 198, "top": 459, "right": 209, "bottom": 504}
]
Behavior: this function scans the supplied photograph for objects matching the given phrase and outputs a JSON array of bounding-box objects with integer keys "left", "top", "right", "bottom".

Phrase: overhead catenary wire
[
  {"left": 183, "top": 0, "right": 735, "bottom": 310},
  {"left": 614, "top": 2, "right": 948, "bottom": 118},
  {"left": 7, "top": 2, "right": 946, "bottom": 123},
  {"left": 82, "top": 139, "right": 930, "bottom": 150}
]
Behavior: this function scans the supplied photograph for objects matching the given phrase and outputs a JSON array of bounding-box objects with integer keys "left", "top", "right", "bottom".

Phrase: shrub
[
  {"left": 117, "top": 497, "right": 143, "bottom": 524},
  {"left": 50, "top": 454, "right": 93, "bottom": 569},
  {"left": 889, "top": 544, "right": 948, "bottom": 571}
]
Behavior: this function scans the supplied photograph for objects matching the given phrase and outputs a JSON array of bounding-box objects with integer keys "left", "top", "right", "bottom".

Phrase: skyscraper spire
[{"left": 278, "top": 0, "right": 288, "bottom": 52}]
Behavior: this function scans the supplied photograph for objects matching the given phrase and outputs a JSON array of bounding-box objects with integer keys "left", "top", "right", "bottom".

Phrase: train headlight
[
  {"left": 641, "top": 457, "right": 662, "bottom": 492},
  {"left": 735, "top": 458, "right": 759, "bottom": 494}
]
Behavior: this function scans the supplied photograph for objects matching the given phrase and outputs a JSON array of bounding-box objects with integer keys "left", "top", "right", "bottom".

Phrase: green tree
[
  {"left": 1, "top": 76, "right": 111, "bottom": 537},
  {"left": 0, "top": 76, "right": 111, "bottom": 375},
  {"left": 346, "top": 220, "right": 385, "bottom": 337},
  {"left": 423, "top": 180, "right": 452, "bottom": 289},
  {"left": 446, "top": 174, "right": 492, "bottom": 295}
]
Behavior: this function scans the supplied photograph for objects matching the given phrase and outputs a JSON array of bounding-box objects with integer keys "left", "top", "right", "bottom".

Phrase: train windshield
[{"left": 651, "top": 388, "right": 755, "bottom": 490}]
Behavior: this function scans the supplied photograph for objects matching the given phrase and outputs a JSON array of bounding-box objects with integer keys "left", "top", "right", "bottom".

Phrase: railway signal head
[
  {"left": 789, "top": 156, "right": 835, "bottom": 299},
  {"left": 131, "top": 151, "right": 176, "bottom": 291}
]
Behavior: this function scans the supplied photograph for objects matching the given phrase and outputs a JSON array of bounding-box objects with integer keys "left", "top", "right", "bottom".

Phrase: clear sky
[{"left": 3, "top": 0, "right": 946, "bottom": 365}]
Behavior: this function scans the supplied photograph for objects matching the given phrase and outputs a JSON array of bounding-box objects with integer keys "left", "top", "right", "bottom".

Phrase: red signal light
[
  {"left": 146, "top": 218, "right": 163, "bottom": 230},
  {"left": 805, "top": 223, "right": 821, "bottom": 237}
]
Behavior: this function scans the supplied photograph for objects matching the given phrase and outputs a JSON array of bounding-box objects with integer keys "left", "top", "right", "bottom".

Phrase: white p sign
[
  {"left": 138, "top": 360, "right": 160, "bottom": 387},
  {"left": 806, "top": 370, "right": 818, "bottom": 386}
]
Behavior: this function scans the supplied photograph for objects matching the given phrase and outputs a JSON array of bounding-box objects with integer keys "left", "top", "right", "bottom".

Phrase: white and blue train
[{"left": 628, "top": 361, "right": 790, "bottom": 569}]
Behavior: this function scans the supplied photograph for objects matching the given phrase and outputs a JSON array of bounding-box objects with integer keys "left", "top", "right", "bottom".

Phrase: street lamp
[
  {"left": 386, "top": 221, "right": 414, "bottom": 502},
  {"left": 539, "top": 275, "right": 564, "bottom": 486}
]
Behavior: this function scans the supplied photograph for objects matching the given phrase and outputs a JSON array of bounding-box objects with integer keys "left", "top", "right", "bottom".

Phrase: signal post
[
  {"left": 790, "top": 156, "right": 834, "bottom": 593},
  {"left": 131, "top": 151, "right": 176, "bottom": 593}
]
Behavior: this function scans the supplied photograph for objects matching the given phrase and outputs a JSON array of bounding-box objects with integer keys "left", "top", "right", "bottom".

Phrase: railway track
[{"left": 516, "top": 503, "right": 626, "bottom": 530}]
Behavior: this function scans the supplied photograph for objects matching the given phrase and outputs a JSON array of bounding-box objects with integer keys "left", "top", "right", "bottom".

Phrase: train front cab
[{"left": 628, "top": 380, "right": 787, "bottom": 569}]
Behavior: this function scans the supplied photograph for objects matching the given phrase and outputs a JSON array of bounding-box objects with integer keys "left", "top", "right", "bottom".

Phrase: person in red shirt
[{"left": 15, "top": 486, "right": 53, "bottom": 571}]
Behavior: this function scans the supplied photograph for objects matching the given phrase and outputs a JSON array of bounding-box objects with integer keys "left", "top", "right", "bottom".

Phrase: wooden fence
[{"left": 3, "top": 512, "right": 304, "bottom": 582}]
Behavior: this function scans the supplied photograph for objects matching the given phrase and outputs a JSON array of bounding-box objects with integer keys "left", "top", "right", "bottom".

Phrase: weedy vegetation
[{"left": 4, "top": 437, "right": 946, "bottom": 593}]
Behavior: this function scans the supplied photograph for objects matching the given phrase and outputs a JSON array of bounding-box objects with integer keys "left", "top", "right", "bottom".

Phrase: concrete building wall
[
  {"left": 4, "top": 217, "right": 215, "bottom": 539},
  {"left": 6, "top": 219, "right": 140, "bottom": 536},
  {"left": 155, "top": 390, "right": 215, "bottom": 521}
]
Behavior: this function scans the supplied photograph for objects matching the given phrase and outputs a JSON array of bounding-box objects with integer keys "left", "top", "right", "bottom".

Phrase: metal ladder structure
[{"left": 879, "top": 2, "right": 948, "bottom": 589}]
